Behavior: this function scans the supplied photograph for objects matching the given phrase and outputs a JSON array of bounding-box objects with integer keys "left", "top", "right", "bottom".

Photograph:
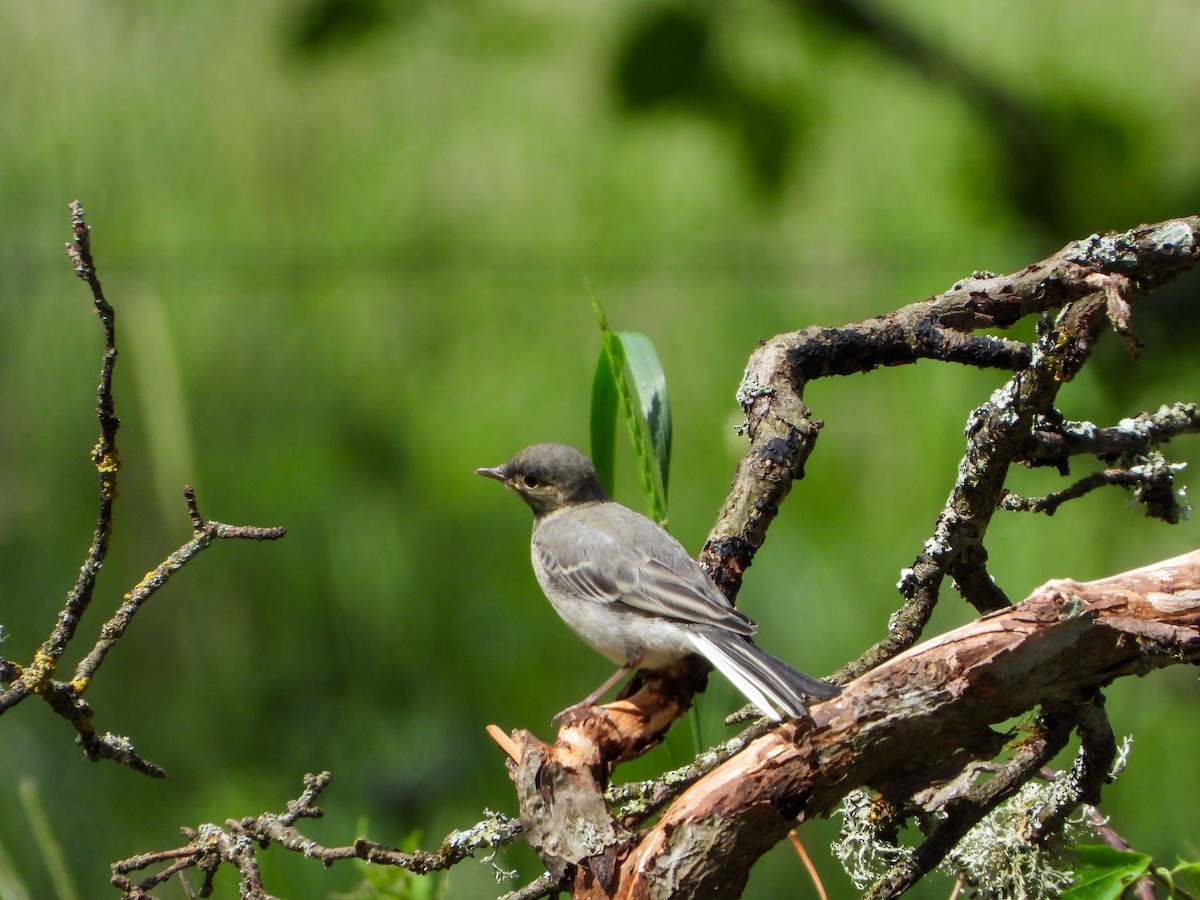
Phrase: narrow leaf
[
  {"left": 590, "top": 339, "right": 622, "bottom": 497},
  {"left": 587, "top": 286, "right": 672, "bottom": 524},
  {"left": 617, "top": 330, "right": 672, "bottom": 503}
]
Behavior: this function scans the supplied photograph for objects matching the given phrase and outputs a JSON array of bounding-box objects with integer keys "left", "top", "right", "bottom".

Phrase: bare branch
[
  {"left": 33, "top": 201, "right": 122, "bottom": 680},
  {"left": 111, "top": 773, "right": 524, "bottom": 898},
  {"left": 698, "top": 216, "right": 1200, "bottom": 609},
  {"left": 1000, "top": 453, "right": 1187, "bottom": 523},
  {"left": 500, "top": 871, "right": 569, "bottom": 900},
  {"left": 1018, "top": 402, "right": 1200, "bottom": 468},
  {"left": 1030, "top": 698, "right": 1116, "bottom": 843},
  {"left": 606, "top": 718, "right": 775, "bottom": 827},
  {"left": 843, "top": 295, "right": 1115, "bottom": 680},
  {"left": 0, "top": 204, "right": 285, "bottom": 779},
  {"left": 73, "top": 487, "right": 287, "bottom": 690}
]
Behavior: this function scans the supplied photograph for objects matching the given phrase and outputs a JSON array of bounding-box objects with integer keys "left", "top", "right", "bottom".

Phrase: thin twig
[
  {"left": 498, "top": 870, "right": 567, "bottom": 900},
  {"left": 1018, "top": 402, "right": 1200, "bottom": 468},
  {"left": 1000, "top": 469, "right": 1141, "bottom": 515},
  {"left": 73, "top": 487, "right": 286, "bottom": 690},
  {"left": 788, "top": 831, "right": 829, "bottom": 900},
  {"left": 112, "top": 774, "right": 524, "bottom": 898},
  {"left": 9, "top": 202, "right": 123, "bottom": 708},
  {"left": 0, "top": 204, "right": 285, "bottom": 779},
  {"left": 606, "top": 717, "right": 775, "bottom": 825}
]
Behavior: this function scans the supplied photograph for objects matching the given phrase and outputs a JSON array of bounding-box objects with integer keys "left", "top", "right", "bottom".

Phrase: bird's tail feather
[{"left": 687, "top": 629, "right": 841, "bottom": 721}]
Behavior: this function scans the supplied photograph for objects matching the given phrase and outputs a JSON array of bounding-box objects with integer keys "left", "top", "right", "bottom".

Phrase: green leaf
[
  {"left": 588, "top": 287, "right": 672, "bottom": 524},
  {"left": 1064, "top": 845, "right": 1152, "bottom": 900},
  {"left": 1164, "top": 858, "right": 1200, "bottom": 899},
  {"left": 590, "top": 336, "right": 623, "bottom": 497},
  {"left": 617, "top": 330, "right": 672, "bottom": 503},
  {"left": 17, "top": 778, "right": 77, "bottom": 900}
]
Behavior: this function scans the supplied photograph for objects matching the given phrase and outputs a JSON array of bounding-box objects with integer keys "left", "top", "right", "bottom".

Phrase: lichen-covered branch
[
  {"left": 57, "top": 199, "right": 122, "bottom": 653},
  {"left": 73, "top": 487, "right": 286, "bottom": 690},
  {"left": 862, "top": 702, "right": 1079, "bottom": 900},
  {"left": 0, "top": 204, "right": 285, "bottom": 777},
  {"left": 1017, "top": 402, "right": 1200, "bottom": 468},
  {"left": 698, "top": 217, "right": 1199, "bottom": 609},
  {"left": 0, "top": 202, "right": 122, "bottom": 715},
  {"left": 111, "top": 772, "right": 525, "bottom": 899},
  {"left": 1030, "top": 698, "right": 1116, "bottom": 843},
  {"left": 1000, "top": 454, "right": 1187, "bottom": 522},
  {"left": 605, "top": 717, "right": 776, "bottom": 827},
  {"left": 581, "top": 551, "right": 1200, "bottom": 899},
  {"left": 842, "top": 294, "right": 1116, "bottom": 679}
]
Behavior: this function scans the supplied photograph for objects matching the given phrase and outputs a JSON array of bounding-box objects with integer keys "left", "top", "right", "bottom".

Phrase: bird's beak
[{"left": 475, "top": 466, "right": 507, "bottom": 483}]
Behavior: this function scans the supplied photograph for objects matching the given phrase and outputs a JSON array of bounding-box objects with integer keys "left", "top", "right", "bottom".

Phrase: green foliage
[
  {"left": 589, "top": 290, "right": 672, "bottom": 525},
  {"left": 0, "top": 833, "right": 32, "bottom": 900},
  {"left": 0, "top": 779, "right": 74, "bottom": 900},
  {"left": 1065, "top": 845, "right": 1152, "bottom": 900},
  {"left": 1156, "top": 858, "right": 1200, "bottom": 899},
  {"left": 612, "top": 7, "right": 799, "bottom": 196},
  {"left": 334, "top": 863, "right": 445, "bottom": 900},
  {"left": 334, "top": 829, "right": 447, "bottom": 900}
]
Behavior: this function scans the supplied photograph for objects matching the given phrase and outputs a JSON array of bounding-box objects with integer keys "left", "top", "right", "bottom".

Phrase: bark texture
[{"left": 503, "top": 551, "right": 1200, "bottom": 898}]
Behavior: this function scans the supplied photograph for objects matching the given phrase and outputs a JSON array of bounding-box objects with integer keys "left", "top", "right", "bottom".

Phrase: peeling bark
[{"left": 502, "top": 551, "right": 1200, "bottom": 898}]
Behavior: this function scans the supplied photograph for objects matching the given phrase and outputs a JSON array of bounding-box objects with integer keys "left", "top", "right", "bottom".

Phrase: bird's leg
[
  {"left": 552, "top": 656, "right": 643, "bottom": 724},
  {"left": 614, "top": 668, "right": 648, "bottom": 701}
]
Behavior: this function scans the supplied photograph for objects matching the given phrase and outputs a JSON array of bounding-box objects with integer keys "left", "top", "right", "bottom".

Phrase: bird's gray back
[{"left": 532, "top": 501, "right": 755, "bottom": 636}]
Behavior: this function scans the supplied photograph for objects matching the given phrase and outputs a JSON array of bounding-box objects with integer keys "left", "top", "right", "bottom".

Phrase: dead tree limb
[
  {"left": 699, "top": 217, "right": 1198, "bottom": 608},
  {"left": 503, "top": 551, "right": 1200, "bottom": 899},
  {"left": 0, "top": 203, "right": 285, "bottom": 776},
  {"left": 97, "top": 213, "right": 1199, "bottom": 898}
]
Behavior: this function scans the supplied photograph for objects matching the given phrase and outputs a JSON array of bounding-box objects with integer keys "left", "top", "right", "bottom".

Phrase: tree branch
[
  {"left": 0, "top": 203, "right": 286, "bottom": 778},
  {"left": 698, "top": 217, "right": 1199, "bottom": 609},
  {"left": 862, "top": 701, "right": 1079, "bottom": 899},
  {"left": 96, "top": 213, "right": 1200, "bottom": 898},
  {"left": 589, "top": 550, "right": 1200, "bottom": 899},
  {"left": 844, "top": 293, "right": 1141, "bottom": 681},
  {"left": 1017, "top": 402, "right": 1200, "bottom": 469},
  {"left": 111, "top": 773, "right": 526, "bottom": 899}
]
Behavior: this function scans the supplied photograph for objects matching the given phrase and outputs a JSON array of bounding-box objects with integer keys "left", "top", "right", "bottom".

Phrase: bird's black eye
[{"left": 522, "top": 474, "right": 540, "bottom": 489}]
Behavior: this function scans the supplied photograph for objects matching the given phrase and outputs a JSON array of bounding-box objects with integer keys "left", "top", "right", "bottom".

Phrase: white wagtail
[{"left": 477, "top": 443, "right": 840, "bottom": 721}]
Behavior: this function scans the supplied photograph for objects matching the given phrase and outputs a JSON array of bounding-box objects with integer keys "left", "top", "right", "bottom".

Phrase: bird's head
[{"left": 476, "top": 443, "right": 610, "bottom": 516}]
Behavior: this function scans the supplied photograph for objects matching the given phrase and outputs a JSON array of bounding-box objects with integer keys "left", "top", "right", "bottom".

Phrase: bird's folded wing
[{"left": 534, "top": 511, "right": 755, "bottom": 635}]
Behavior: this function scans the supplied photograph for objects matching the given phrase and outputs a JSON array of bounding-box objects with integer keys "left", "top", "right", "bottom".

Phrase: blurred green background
[{"left": 1, "top": 2, "right": 1198, "bottom": 898}]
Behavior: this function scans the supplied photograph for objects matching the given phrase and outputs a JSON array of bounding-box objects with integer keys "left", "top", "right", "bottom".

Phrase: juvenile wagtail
[{"left": 477, "top": 443, "right": 840, "bottom": 721}]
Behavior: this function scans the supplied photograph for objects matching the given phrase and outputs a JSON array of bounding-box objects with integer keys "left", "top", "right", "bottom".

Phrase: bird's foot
[{"left": 552, "top": 702, "right": 614, "bottom": 728}]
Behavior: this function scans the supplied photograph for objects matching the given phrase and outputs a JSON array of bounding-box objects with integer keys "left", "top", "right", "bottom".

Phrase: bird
[{"left": 476, "top": 442, "right": 841, "bottom": 722}]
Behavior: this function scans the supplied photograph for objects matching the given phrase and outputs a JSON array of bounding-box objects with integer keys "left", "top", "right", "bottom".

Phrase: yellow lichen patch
[
  {"left": 132, "top": 568, "right": 161, "bottom": 592},
  {"left": 91, "top": 441, "right": 121, "bottom": 473},
  {"left": 26, "top": 649, "right": 58, "bottom": 691}
]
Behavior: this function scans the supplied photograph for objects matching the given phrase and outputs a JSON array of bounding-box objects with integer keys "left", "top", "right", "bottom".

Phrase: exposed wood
[{"left": 502, "top": 551, "right": 1200, "bottom": 898}]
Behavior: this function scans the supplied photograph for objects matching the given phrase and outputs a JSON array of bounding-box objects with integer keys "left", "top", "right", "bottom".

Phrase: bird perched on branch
[{"left": 477, "top": 443, "right": 840, "bottom": 721}]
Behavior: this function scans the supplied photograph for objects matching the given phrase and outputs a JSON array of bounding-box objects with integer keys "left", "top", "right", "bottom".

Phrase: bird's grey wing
[{"left": 534, "top": 509, "right": 754, "bottom": 635}]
